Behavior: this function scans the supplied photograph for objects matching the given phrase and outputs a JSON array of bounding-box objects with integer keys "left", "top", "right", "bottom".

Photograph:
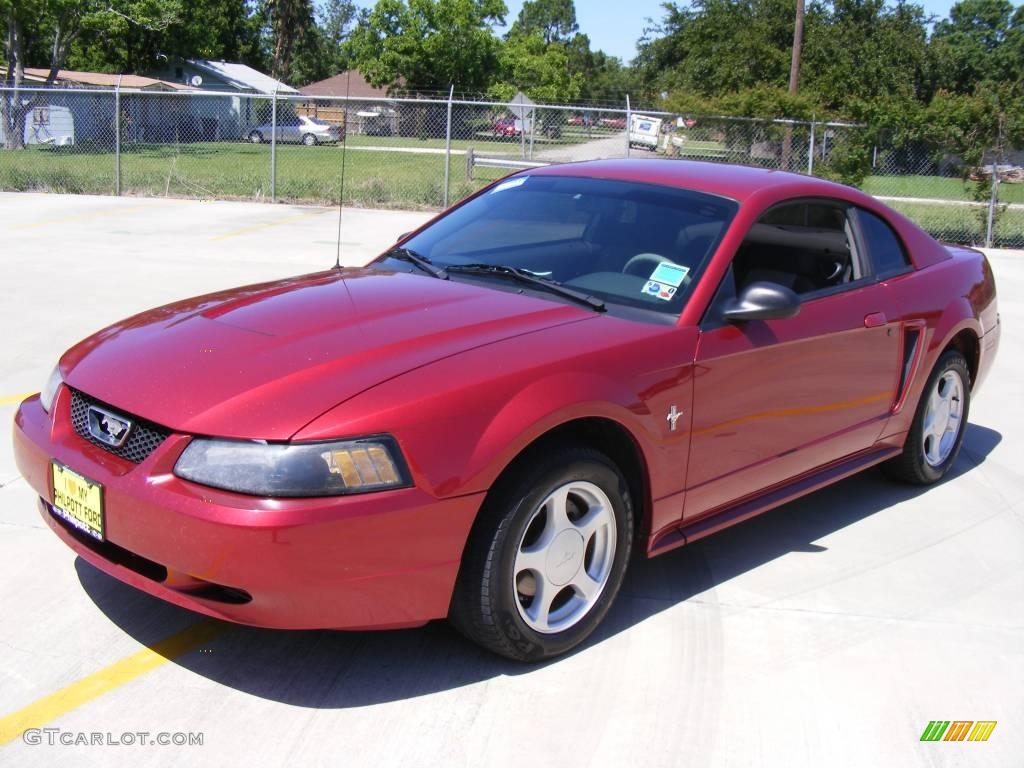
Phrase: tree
[
  {"left": 574, "top": 46, "right": 638, "bottom": 103},
  {"left": 68, "top": 0, "right": 255, "bottom": 74},
  {"left": 490, "top": 30, "right": 581, "bottom": 101},
  {"left": 289, "top": 0, "right": 362, "bottom": 85},
  {"left": 638, "top": 0, "right": 936, "bottom": 115},
  {"left": 2, "top": 0, "right": 180, "bottom": 149},
  {"left": 510, "top": 0, "right": 578, "bottom": 43},
  {"left": 493, "top": 0, "right": 590, "bottom": 102},
  {"left": 321, "top": 0, "right": 360, "bottom": 47},
  {"left": 634, "top": 0, "right": 805, "bottom": 99},
  {"left": 803, "top": 0, "right": 928, "bottom": 111},
  {"left": 160, "top": 0, "right": 262, "bottom": 66},
  {"left": 265, "top": 0, "right": 315, "bottom": 82},
  {"left": 928, "top": 0, "right": 1019, "bottom": 95},
  {"left": 347, "top": 0, "right": 508, "bottom": 93}
]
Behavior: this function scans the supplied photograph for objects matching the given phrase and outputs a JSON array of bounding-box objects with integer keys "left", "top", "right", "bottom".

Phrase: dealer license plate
[{"left": 51, "top": 462, "right": 104, "bottom": 541}]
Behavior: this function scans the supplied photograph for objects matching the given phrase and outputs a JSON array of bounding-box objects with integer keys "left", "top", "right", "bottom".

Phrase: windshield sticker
[
  {"left": 649, "top": 262, "right": 690, "bottom": 287},
  {"left": 643, "top": 280, "right": 677, "bottom": 301},
  {"left": 490, "top": 177, "right": 528, "bottom": 194}
]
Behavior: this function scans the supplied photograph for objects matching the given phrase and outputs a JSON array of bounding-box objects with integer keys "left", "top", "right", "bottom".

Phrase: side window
[
  {"left": 857, "top": 209, "right": 910, "bottom": 277},
  {"left": 760, "top": 202, "right": 846, "bottom": 231},
  {"left": 732, "top": 200, "right": 859, "bottom": 296}
]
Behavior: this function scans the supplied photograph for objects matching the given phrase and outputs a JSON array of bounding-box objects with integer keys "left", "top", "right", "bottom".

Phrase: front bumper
[{"left": 13, "top": 388, "right": 483, "bottom": 630}]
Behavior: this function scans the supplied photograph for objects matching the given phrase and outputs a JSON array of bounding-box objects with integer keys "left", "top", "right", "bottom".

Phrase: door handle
[{"left": 864, "top": 312, "right": 887, "bottom": 328}]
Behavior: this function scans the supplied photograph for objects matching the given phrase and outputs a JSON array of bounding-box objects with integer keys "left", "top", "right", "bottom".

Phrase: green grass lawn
[
  {"left": 345, "top": 125, "right": 623, "bottom": 154},
  {"left": 863, "top": 174, "right": 1024, "bottom": 204},
  {"left": 0, "top": 142, "right": 509, "bottom": 208},
  {"left": 885, "top": 199, "right": 1024, "bottom": 248},
  {"left": 348, "top": 133, "right": 520, "bottom": 154},
  {"left": 2, "top": 141, "right": 1021, "bottom": 246}
]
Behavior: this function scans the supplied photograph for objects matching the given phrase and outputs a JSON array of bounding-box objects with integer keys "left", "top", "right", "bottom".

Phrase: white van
[{"left": 628, "top": 114, "right": 662, "bottom": 151}]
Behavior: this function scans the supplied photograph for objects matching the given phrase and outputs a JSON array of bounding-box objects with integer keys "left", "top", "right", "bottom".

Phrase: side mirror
[
  {"left": 722, "top": 281, "right": 801, "bottom": 322},
  {"left": 396, "top": 231, "right": 412, "bottom": 242}
]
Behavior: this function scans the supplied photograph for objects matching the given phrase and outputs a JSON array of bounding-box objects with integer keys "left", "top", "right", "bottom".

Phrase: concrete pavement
[{"left": 1, "top": 192, "right": 1021, "bottom": 767}]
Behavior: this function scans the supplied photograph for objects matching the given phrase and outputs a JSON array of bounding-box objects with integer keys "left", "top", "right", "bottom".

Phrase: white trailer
[
  {"left": 628, "top": 114, "right": 662, "bottom": 151},
  {"left": 0, "top": 103, "right": 75, "bottom": 146}
]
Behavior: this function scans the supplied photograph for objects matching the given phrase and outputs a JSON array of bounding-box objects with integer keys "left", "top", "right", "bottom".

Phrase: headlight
[
  {"left": 173, "top": 436, "right": 410, "bottom": 497},
  {"left": 40, "top": 366, "right": 63, "bottom": 413}
]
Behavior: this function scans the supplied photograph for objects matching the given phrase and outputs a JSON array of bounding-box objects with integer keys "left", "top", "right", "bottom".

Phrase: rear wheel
[
  {"left": 248, "top": 130, "right": 263, "bottom": 144},
  {"left": 450, "top": 446, "right": 633, "bottom": 661},
  {"left": 884, "top": 349, "right": 970, "bottom": 484},
  {"left": 302, "top": 133, "right": 317, "bottom": 146}
]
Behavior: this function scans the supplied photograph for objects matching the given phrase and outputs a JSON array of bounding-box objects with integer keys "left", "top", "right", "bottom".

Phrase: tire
[
  {"left": 450, "top": 446, "right": 633, "bottom": 662},
  {"left": 302, "top": 133, "right": 317, "bottom": 146},
  {"left": 883, "top": 349, "right": 970, "bottom": 485},
  {"left": 248, "top": 131, "right": 263, "bottom": 144}
]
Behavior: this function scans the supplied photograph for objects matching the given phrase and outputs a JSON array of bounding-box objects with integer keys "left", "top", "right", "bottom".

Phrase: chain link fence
[
  {"left": 863, "top": 141, "right": 1024, "bottom": 249},
  {"left": 2, "top": 85, "right": 1021, "bottom": 248}
]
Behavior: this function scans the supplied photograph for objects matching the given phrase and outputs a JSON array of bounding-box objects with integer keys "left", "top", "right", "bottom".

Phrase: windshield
[{"left": 390, "top": 175, "right": 737, "bottom": 316}]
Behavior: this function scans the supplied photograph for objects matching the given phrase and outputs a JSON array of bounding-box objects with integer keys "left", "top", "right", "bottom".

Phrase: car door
[
  {"left": 278, "top": 115, "right": 299, "bottom": 143},
  {"left": 683, "top": 199, "right": 902, "bottom": 520}
]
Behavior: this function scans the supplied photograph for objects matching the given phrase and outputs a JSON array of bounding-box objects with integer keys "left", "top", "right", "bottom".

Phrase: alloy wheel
[
  {"left": 512, "top": 481, "right": 617, "bottom": 634},
  {"left": 922, "top": 369, "right": 965, "bottom": 467}
]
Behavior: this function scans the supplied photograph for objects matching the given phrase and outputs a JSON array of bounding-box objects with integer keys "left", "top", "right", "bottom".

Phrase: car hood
[{"left": 61, "top": 269, "right": 592, "bottom": 439}]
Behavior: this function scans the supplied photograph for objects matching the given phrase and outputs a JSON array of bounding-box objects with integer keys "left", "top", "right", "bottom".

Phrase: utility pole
[
  {"left": 788, "top": 0, "right": 805, "bottom": 96},
  {"left": 781, "top": 0, "right": 805, "bottom": 172}
]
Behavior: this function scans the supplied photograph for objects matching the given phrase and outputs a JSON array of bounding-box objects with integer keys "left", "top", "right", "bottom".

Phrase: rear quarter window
[{"left": 858, "top": 209, "right": 911, "bottom": 277}]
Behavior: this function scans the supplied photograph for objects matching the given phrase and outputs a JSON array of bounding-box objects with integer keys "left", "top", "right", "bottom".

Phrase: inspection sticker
[
  {"left": 648, "top": 262, "right": 690, "bottom": 287},
  {"left": 643, "top": 280, "right": 677, "bottom": 301}
]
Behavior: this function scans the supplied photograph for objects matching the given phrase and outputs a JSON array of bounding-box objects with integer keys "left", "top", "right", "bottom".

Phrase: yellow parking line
[
  {"left": 211, "top": 209, "right": 330, "bottom": 241},
  {"left": 0, "top": 620, "right": 228, "bottom": 745},
  {"left": 11, "top": 201, "right": 180, "bottom": 232},
  {"left": 0, "top": 392, "right": 35, "bottom": 407},
  {"left": 210, "top": 209, "right": 330, "bottom": 241}
]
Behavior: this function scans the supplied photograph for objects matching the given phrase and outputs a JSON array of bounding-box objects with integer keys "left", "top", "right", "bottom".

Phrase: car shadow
[{"left": 75, "top": 423, "right": 1002, "bottom": 708}]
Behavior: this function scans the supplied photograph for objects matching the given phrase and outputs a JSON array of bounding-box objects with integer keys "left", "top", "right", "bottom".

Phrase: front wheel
[
  {"left": 450, "top": 446, "right": 633, "bottom": 661},
  {"left": 884, "top": 349, "right": 970, "bottom": 484},
  {"left": 248, "top": 131, "right": 263, "bottom": 144},
  {"left": 302, "top": 133, "right": 317, "bottom": 146}
]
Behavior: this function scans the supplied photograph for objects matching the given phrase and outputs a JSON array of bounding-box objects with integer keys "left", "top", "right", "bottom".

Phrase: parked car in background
[
  {"left": 492, "top": 117, "right": 521, "bottom": 138},
  {"left": 600, "top": 117, "right": 627, "bottom": 129},
  {"left": 247, "top": 115, "right": 342, "bottom": 146},
  {"left": 14, "top": 160, "right": 999, "bottom": 663}
]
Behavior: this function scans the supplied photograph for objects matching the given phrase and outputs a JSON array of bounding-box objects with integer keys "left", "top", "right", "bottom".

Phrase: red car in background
[
  {"left": 13, "top": 160, "right": 1000, "bottom": 661},
  {"left": 492, "top": 117, "right": 520, "bottom": 137}
]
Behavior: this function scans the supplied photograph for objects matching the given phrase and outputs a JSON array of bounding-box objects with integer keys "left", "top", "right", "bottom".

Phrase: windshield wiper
[
  {"left": 385, "top": 247, "right": 449, "bottom": 279},
  {"left": 446, "top": 263, "right": 606, "bottom": 312}
]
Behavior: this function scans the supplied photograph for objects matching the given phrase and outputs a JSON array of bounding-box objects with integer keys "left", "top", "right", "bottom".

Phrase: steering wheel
[{"left": 622, "top": 252, "right": 673, "bottom": 277}]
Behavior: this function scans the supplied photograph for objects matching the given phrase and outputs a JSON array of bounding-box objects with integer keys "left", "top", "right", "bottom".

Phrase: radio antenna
[{"left": 334, "top": 70, "right": 352, "bottom": 270}]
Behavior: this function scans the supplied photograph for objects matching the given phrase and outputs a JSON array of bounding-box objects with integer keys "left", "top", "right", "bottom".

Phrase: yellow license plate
[{"left": 51, "top": 462, "right": 104, "bottom": 541}]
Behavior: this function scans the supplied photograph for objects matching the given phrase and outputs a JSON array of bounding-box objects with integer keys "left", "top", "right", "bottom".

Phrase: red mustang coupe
[{"left": 14, "top": 161, "right": 1000, "bottom": 661}]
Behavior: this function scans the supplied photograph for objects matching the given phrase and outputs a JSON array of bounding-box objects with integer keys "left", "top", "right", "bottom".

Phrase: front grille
[{"left": 70, "top": 389, "right": 170, "bottom": 463}]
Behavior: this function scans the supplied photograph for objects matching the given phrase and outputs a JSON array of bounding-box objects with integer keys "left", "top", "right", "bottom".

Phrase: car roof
[{"left": 526, "top": 159, "right": 863, "bottom": 205}]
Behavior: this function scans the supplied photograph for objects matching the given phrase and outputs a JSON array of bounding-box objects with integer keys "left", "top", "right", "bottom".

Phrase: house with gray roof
[{"left": 148, "top": 59, "right": 299, "bottom": 141}]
